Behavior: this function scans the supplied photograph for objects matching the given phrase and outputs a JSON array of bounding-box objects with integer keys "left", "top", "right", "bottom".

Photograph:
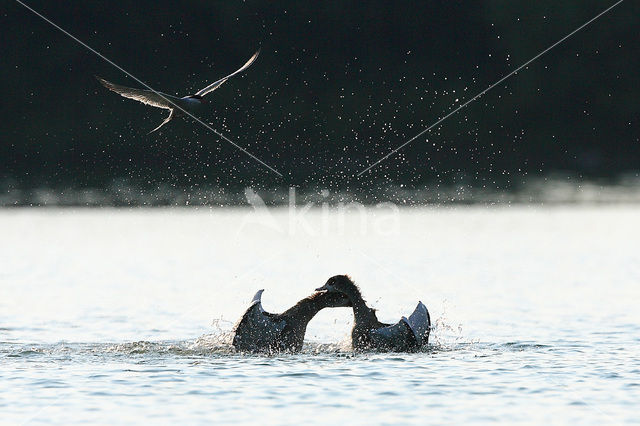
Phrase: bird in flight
[{"left": 96, "top": 50, "right": 260, "bottom": 133}]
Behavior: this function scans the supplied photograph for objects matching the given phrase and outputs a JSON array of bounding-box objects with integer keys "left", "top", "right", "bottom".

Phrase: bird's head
[
  {"left": 315, "top": 275, "right": 357, "bottom": 294},
  {"left": 186, "top": 94, "right": 207, "bottom": 104}
]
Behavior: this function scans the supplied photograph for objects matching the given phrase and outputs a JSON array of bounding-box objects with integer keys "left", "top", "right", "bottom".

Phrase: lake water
[{"left": 1, "top": 206, "right": 639, "bottom": 424}]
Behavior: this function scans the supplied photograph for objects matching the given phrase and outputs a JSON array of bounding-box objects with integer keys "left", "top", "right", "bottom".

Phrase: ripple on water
[
  {"left": 7, "top": 350, "right": 45, "bottom": 358},
  {"left": 2, "top": 333, "right": 638, "bottom": 424}
]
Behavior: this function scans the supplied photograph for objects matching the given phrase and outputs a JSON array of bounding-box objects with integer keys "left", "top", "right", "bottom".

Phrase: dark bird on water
[
  {"left": 316, "top": 275, "right": 431, "bottom": 352},
  {"left": 232, "top": 289, "right": 351, "bottom": 353},
  {"left": 96, "top": 50, "right": 260, "bottom": 133}
]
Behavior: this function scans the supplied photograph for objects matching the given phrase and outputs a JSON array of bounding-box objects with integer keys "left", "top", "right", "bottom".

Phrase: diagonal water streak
[{"left": 357, "top": 0, "right": 625, "bottom": 176}]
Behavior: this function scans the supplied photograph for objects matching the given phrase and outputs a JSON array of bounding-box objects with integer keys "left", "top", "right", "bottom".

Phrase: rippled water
[{"left": 1, "top": 206, "right": 639, "bottom": 424}]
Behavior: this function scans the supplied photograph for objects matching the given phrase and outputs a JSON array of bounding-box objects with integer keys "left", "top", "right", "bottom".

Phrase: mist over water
[
  {"left": 2, "top": 207, "right": 638, "bottom": 424},
  {"left": 3, "top": 176, "right": 640, "bottom": 207}
]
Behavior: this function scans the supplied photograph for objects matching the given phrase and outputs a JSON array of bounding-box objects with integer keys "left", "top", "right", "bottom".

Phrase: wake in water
[
  {"left": 2, "top": 339, "right": 547, "bottom": 361},
  {"left": 0, "top": 307, "right": 469, "bottom": 358},
  {"left": 0, "top": 306, "right": 551, "bottom": 361},
  {"left": 117, "top": 308, "right": 466, "bottom": 356}
]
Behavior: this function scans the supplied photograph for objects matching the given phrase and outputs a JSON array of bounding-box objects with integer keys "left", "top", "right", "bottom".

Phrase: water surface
[{"left": 1, "top": 206, "right": 639, "bottom": 424}]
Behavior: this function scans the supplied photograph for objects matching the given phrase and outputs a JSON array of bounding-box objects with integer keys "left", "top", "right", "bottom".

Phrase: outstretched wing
[
  {"left": 194, "top": 49, "right": 260, "bottom": 97},
  {"left": 404, "top": 301, "right": 431, "bottom": 346},
  {"left": 370, "top": 320, "right": 416, "bottom": 351},
  {"left": 96, "top": 77, "right": 175, "bottom": 110},
  {"left": 232, "top": 289, "right": 286, "bottom": 352},
  {"left": 369, "top": 302, "right": 431, "bottom": 351}
]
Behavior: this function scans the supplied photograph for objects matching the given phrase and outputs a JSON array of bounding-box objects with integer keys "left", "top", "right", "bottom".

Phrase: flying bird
[{"left": 96, "top": 50, "right": 260, "bottom": 133}]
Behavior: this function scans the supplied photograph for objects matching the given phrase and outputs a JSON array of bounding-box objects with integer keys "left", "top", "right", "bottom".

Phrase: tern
[{"left": 96, "top": 50, "right": 260, "bottom": 133}]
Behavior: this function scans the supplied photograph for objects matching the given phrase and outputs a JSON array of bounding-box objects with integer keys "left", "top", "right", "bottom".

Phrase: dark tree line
[{"left": 1, "top": 1, "right": 638, "bottom": 198}]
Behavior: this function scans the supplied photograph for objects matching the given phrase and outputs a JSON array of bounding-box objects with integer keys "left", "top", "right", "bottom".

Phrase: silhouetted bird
[
  {"left": 232, "top": 289, "right": 351, "bottom": 353},
  {"left": 96, "top": 50, "right": 259, "bottom": 133},
  {"left": 316, "top": 275, "right": 431, "bottom": 352}
]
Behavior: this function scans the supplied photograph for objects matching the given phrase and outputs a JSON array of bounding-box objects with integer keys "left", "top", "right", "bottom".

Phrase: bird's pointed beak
[{"left": 315, "top": 284, "right": 329, "bottom": 292}]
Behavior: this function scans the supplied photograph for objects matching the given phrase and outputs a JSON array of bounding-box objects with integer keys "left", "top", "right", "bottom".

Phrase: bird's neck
[
  {"left": 342, "top": 285, "right": 378, "bottom": 325},
  {"left": 283, "top": 292, "right": 336, "bottom": 324}
]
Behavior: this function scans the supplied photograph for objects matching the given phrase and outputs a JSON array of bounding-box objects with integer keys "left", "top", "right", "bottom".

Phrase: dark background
[{"left": 1, "top": 1, "right": 638, "bottom": 203}]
